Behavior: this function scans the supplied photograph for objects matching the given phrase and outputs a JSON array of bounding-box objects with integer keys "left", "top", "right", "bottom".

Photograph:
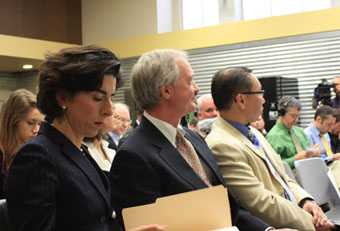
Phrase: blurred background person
[
  {"left": 197, "top": 94, "right": 218, "bottom": 120},
  {"left": 329, "top": 109, "right": 340, "bottom": 153},
  {"left": 304, "top": 105, "right": 340, "bottom": 191},
  {"left": 5, "top": 45, "right": 164, "bottom": 231},
  {"left": 331, "top": 76, "right": 340, "bottom": 108},
  {"left": 250, "top": 114, "right": 267, "bottom": 136},
  {"left": 188, "top": 116, "right": 199, "bottom": 131},
  {"left": 266, "top": 96, "right": 321, "bottom": 169},
  {"left": 197, "top": 118, "right": 216, "bottom": 138},
  {"left": 118, "top": 103, "right": 143, "bottom": 147},
  {"left": 0, "top": 89, "right": 43, "bottom": 199},
  {"left": 83, "top": 113, "right": 117, "bottom": 175},
  {"left": 106, "top": 102, "right": 131, "bottom": 151}
]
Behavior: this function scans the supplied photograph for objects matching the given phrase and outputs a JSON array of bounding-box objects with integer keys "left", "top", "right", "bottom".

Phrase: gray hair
[
  {"left": 197, "top": 94, "right": 212, "bottom": 112},
  {"left": 279, "top": 96, "right": 301, "bottom": 112},
  {"left": 198, "top": 118, "right": 216, "bottom": 136},
  {"left": 113, "top": 102, "right": 130, "bottom": 112},
  {"left": 131, "top": 49, "right": 188, "bottom": 110}
]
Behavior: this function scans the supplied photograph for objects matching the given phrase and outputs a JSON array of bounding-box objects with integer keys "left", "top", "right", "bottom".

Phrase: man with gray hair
[
  {"left": 197, "top": 93, "right": 218, "bottom": 120},
  {"left": 267, "top": 96, "right": 322, "bottom": 169},
  {"left": 109, "top": 49, "right": 284, "bottom": 231},
  {"left": 106, "top": 102, "right": 131, "bottom": 151}
]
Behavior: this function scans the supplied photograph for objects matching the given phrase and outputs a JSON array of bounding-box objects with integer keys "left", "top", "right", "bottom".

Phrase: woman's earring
[{"left": 62, "top": 106, "right": 66, "bottom": 110}]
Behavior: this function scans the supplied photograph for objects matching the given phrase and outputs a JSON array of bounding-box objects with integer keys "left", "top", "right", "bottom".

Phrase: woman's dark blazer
[{"left": 5, "top": 122, "right": 120, "bottom": 231}]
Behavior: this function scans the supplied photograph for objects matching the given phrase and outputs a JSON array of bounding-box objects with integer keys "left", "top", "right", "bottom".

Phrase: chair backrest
[
  {"left": 0, "top": 199, "right": 9, "bottom": 231},
  {"left": 282, "top": 161, "right": 296, "bottom": 181},
  {"left": 295, "top": 158, "right": 340, "bottom": 206}
]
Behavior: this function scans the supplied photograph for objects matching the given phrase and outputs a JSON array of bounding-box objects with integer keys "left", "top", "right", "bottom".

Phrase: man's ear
[
  {"left": 159, "top": 84, "right": 172, "bottom": 100},
  {"left": 316, "top": 115, "right": 323, "bottom": 123},
  {"left": 235, "top": 93, "right": 246, "bottom": 109}
]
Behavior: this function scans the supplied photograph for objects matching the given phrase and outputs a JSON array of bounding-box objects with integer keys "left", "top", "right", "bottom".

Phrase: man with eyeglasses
[
  {"left": 304, "top": 105, "right": 340, "bottom": 191},
  {"left": 106, "top": 102, "right": 132, "bottom": 150},
  {"left": 206, "top": 67, "right": 334, "bottom": 230},
  {"left": 267, "top": 96, "right": 322, "bottom": 169}
]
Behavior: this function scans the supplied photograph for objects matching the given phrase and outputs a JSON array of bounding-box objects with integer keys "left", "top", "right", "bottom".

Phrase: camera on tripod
[{"left": 312, "top": 79, "right": 336, "bottom": 108}]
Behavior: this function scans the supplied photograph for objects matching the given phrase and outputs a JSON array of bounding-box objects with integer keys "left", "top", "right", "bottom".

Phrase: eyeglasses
[
  {"left": 118, "top": 118, "right": 132, "bottom": 125},
  {"left": 241, "top": 90, "right": 265, "bottom": 96},
  {"left": 287, "top": 113, "right": 300, "bottom": 119}
]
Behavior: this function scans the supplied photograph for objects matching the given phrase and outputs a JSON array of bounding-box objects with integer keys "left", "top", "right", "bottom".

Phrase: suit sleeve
[
  {"left": 208, "top": 140, "right": 315, "bottom": 230},
  {"left": 5, "top": 143, "right": 58, "bottom": 231},
  {"left": 109, "top": 149, "right": 160, "bottom": 228}
]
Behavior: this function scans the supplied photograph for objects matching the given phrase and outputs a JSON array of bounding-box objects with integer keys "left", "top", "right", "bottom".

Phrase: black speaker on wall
[{"left": 259, "top": 76, "right": 299, "bottom": 132}]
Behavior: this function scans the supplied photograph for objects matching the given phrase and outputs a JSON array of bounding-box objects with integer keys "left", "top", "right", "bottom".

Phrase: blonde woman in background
[{"left": 0, "top": 89, "right": 44, "bottom": 198}]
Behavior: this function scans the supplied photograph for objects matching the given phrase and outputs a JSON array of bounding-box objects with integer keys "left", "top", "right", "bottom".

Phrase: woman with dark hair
[
  {"left": 5, "top": 45, "right": 164, "bottom": 231},
  {"left": 0, "top": 89, "right": 44, "bottom": 199}
]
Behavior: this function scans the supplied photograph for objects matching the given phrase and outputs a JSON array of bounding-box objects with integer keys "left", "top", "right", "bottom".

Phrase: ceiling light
[{"left": 23, "top": 64, "right": 33, "bottom": 69}]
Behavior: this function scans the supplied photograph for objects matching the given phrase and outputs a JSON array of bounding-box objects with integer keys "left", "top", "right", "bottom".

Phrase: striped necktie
[{"left": 176, "top": 128, "right": 211, "bottom": 186}]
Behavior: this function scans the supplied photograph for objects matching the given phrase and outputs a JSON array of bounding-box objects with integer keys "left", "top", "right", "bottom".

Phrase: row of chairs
[{"left": 283, "top": 158, "right": 340, "bottom": 223}]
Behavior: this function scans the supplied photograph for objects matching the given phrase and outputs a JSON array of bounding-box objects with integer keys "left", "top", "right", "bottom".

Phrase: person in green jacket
[{"left": 266, "top": 96, "right": 321, "bottom": 168}]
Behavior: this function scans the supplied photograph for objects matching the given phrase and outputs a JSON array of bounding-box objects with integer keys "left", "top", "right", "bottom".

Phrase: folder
[{"left": 122, "top": 185, "right": 238, "bottom": 231}]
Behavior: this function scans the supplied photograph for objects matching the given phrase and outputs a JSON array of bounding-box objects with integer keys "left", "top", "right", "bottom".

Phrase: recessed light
[{"left": 23, "top": 64, "right": 33, "bottom": 69}]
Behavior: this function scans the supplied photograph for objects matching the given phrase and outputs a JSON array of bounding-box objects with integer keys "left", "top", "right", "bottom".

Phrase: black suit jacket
[
  {"left": 106, "top": 135, "right": 118, "bottom": 151},
  {"left": 109, "top": 117, "right": 269, "bottom": 231},
  {"left": 5, "top": 122, "right": 121, "bottom": 231}
]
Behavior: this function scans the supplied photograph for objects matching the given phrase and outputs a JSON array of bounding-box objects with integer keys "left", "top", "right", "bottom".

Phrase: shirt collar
[
  {"left": 223, "top": 118, "right": 249, "bottom": 138},
  {"left": 309, "top": 123, "right": 321, "bottom": 136},
  {"left": 144, "top": 111, "right": 180, "bottom": 147}
]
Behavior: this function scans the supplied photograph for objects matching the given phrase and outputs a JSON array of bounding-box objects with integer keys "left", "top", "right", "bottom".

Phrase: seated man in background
[
  {"left": 118, "top": 103, "right": 143, "bottom": 147},
  {"left": 206, "top": 66, "right": 332, "bottom": 230},
  {"left": 329, "top": 109, "right": 340, "bottom": 154},
  {"left": 197, "top": 118, "right": 216, "bottom": 138},
  {"left": 331, "top": 76, "right": 340, "bottom": 109},
  {"left": 250, "top": 114, "right": 267, "bottom": 136},
  {"left": 188, "top": 116, "right": 199, "bottom": 131},
  {"left": 197, "top": 94, "right": 219, "bottom": 120},
  {"left": 109, "top": 49, "right": 291, "bottom": 231},
  {"left": 106, "top": 102, "right": 131, "bottom": 150},
  {"left": 266, "top": 96, "right": 321, "bottom": 169},
  {"left": 304, "top": 105, "right": 340, "bottom": 190}
]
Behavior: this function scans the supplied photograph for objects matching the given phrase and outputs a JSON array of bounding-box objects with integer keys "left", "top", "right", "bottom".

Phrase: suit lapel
[
  {"left": 218, "top": 118, "right": 267, "bottom": 160},
  {"left": 62, "top": 143, "right": 111, "bottom": 208},
  {"left": 141, "top": 117, "right": 208, "bottom": 189},
  {"left": 41, "top": 123, "right": 111, "bottom": 209},
  {"left": 184, "top": 128, "right": 225, "bottom": 184},
  {"left": 223, "top": 120, "right": 287, "bottom": 182}
]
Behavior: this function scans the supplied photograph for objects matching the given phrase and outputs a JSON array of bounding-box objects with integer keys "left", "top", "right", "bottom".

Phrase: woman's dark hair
[{"left": 37, "top": 45, "right": 123, "bottom": 121}]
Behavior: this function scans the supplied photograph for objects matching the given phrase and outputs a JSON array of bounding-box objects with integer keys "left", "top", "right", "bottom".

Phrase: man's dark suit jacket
[
  {"left": 109, "top": 116, "right": 270, "bottom": 231},
  {"left": 106, "top": 135, "right": 118, "bottom": 151},
  {"left": 5, "top": 122, "right": 121, "bottom": 231}
]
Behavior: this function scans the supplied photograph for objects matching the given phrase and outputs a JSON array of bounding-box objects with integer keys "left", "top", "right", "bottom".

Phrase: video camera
[{"left": 312, "top": 79, "right": 336, "bottom": 108}]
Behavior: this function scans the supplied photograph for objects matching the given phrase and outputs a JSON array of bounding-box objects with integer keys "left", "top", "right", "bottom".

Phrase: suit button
[{"left": 100, "top": 216, "right": 107, "bottom": 224}]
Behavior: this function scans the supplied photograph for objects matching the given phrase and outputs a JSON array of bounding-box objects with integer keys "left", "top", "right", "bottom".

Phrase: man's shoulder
[
  {"left": 267, "top": 124, "right": 283, "bottom": 137},
  {"left": 303, "top": 123, "right": 314, "bottom": 136}
]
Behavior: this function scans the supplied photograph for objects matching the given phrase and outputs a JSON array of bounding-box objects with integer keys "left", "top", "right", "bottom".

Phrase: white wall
[
  {"left": 82, "top": 0, "right": 158, "bottom": 45},
  {"left": 332, "top": 0, "right": 340, "bottom": 7}
]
